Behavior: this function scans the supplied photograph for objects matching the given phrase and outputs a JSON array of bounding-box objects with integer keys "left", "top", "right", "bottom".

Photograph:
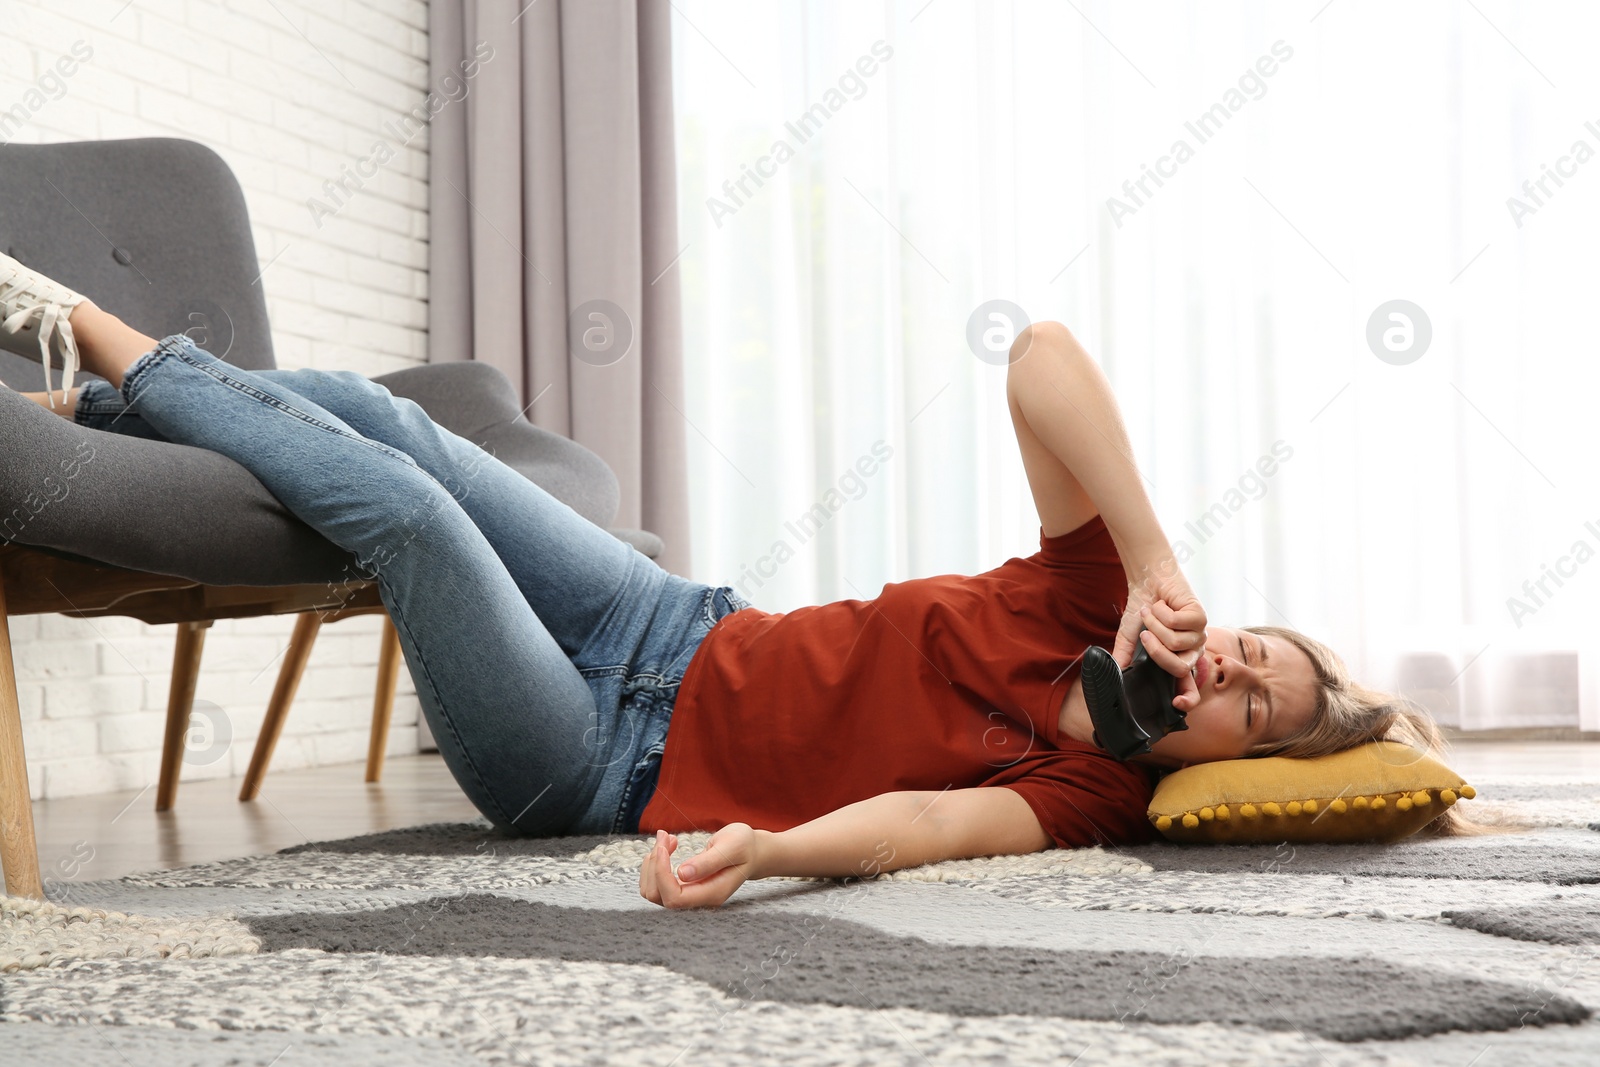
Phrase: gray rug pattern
[
  {"left": 243, "top": 893, "right": 1585, "bottom": 1041},
  {"left": 46, "top": 870, "right": 1600, "bottom": 1007},
  {"left": 961, "top": 867, "right": 1599, "bottom": 922},
  {"left": 0, "top": 1020, "right": 478, "bottom": 1067},
  {"left": 5, "top": 773, "right": 1600, "bottom": 1065},
  {"left": 1444, "top": 901, "right": 1600, "bottom": 945},
  {"left": 0, "top": 952, "right": 1426, "bottom": 1067},
  {"left": 1121, "top": 828, "right": 1600, "bottom": 883}
]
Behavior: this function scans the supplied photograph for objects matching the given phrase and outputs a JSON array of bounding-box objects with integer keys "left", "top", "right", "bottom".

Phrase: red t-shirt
[{"left": 638, "top": 512, "right": 1161, "bottom": 849}]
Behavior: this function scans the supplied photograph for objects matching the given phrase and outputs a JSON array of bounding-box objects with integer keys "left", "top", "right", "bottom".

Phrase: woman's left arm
[
  {"left": 1005, "top": 321, "right": 1206, "bottom": 684},
  {"left": 1006, "top": 322, "right": 1175, "bottom": 591}
]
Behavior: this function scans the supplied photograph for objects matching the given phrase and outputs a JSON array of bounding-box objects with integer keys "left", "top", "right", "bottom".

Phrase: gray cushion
[
  {"left": 607, "top": 527, "right": 664, "bottom": 558},
  {"left": 0, "top": 384, "right": 352, "bottom": 586}
]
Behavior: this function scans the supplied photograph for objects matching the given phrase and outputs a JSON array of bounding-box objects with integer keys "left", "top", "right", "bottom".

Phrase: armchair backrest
[{"left": 0, "top": 137, "right": 276, "bottom": 392}]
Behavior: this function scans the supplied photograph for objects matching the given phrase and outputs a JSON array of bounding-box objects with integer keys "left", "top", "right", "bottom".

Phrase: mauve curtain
[{"left": 428, "top": 0, "right": 690, "bottom": 577}]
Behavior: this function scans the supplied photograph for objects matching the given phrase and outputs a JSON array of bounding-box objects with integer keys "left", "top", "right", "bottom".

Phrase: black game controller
[{"left": 1081, "top": 625, "right": 1189, "bottom": 760}]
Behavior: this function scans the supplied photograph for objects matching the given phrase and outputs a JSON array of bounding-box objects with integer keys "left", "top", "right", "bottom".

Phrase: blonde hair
[{"left": 1238, "top": 624, "right": 1492, "bottom": 836}]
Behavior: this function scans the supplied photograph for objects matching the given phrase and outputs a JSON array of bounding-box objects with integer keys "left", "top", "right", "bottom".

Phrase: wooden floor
[
  {"left": 16, "top": 741, "right": 1598, "bottom": 887},
  {"left": 1445, "top": 739, "right": 1600, "bottom": 777},
  {"left": 27, "top": 753, "right": 478, "bottom": 885}
]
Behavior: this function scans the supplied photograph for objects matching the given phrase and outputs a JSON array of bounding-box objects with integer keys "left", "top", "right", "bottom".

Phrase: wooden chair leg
[
  {"left": 154, "top": 619, "right": 213, "bottom": 812},
  {"left": 239, "top": 612, "right": 322, "bottom": 802},
  {"left": 366, "top": 617, "right": 401, "bottom": 783},
  {"left": 0, "top": 574, "right": 43, "bottom": 898}
]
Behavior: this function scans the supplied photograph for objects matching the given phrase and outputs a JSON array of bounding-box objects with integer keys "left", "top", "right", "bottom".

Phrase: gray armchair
[{"left": 0, "top": 137, "right": 660, "bottom": 897}]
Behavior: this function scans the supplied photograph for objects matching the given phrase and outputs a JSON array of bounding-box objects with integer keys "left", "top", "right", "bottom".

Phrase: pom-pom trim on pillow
[{"left": 1147, "top": 740, "right": 1474, "bottom": 845}]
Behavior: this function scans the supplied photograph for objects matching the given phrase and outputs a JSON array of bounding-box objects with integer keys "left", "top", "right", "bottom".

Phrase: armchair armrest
[{"left": 607, "top": 527, "right": 664, "bottom": 559}]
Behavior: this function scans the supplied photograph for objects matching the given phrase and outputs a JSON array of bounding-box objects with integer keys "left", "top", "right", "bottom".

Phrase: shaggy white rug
[{"left": 3, "top": 777, "right": 1599, "bottom": 1066}]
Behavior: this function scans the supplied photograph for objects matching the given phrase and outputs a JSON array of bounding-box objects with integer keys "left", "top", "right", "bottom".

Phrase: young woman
[{"left": 0, "top": 253, "right": 1456, "bottom": 911}]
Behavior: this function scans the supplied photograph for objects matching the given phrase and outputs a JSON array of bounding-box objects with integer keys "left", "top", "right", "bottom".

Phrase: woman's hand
[
  {"left": 639, "top": 824, "right": 760, "bottom": 909},
  {"left": 1112, "top": 565, "right": 1208, "bottom": 714}
]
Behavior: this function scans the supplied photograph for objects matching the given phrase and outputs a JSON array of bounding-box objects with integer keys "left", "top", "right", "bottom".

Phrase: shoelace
[{"left": 0, "top": 267, "right": 80, "bottom": 408}]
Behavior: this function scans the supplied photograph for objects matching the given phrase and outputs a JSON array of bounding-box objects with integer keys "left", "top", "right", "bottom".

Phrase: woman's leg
[
  {"left": 69, "top": 304, "right": 617, "bottom": 834},
  {"left": 70, "top": 333, "right": 662, "bottom": 665},
  {"left": 20, "top": 388, "right": 80, "bottom": 417}
]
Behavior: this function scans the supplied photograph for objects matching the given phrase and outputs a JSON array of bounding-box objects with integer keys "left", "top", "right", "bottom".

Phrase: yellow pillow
[{"left": 1147, "top": 741, "right": 1476, "bottom": 844}]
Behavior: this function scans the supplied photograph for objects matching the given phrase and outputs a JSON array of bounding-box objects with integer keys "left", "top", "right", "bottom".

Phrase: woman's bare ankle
[
  {"left": 67, "top": 300, "right": 160, "bottom": 391},
  {"left": 66, "top": 300, "right": 108, "bottom": 377},
  {"left": 20, "top": 388, "right": 79, "bottom": 419}
]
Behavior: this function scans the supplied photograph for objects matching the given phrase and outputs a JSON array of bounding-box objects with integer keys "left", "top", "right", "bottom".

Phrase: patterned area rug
[{"left": 5, "top": 777, "right": 1600, "bottom": 1066}]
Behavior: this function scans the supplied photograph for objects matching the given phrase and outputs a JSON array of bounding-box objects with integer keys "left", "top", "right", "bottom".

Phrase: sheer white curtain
[{"left": 669, "top": 0, "right": 1600, "bottom": 731}]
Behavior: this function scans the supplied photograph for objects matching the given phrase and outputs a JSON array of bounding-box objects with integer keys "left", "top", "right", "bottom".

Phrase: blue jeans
[{"left": 79, "top": 335, "right": 750, "bottom": 836}]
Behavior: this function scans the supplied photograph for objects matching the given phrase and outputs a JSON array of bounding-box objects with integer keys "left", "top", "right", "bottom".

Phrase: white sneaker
[{"left": 0, "top": 251, "right": 87, "bottom": 408}]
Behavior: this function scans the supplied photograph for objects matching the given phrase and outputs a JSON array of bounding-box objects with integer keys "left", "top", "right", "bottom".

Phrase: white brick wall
[{"left": 2, "top": 0, "right": 436, "bottom": 799}]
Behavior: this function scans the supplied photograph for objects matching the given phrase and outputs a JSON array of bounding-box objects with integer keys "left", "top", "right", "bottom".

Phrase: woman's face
[{"left": 1138, "top": 627, "right": 1319, "bottom": 769}]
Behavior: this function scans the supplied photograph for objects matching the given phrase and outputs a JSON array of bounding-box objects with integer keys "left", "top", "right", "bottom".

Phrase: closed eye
[{"left": 1238, "top": 631, "right": 1253, "bottom": 729}]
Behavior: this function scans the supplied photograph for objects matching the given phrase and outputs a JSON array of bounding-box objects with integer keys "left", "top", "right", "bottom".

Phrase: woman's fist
[
  {"left": 1112, "top": 564, "right": 1208, "bottom": 714},
  {"left": 639, "top": 823, "right": 761, "bottom": 910}
]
